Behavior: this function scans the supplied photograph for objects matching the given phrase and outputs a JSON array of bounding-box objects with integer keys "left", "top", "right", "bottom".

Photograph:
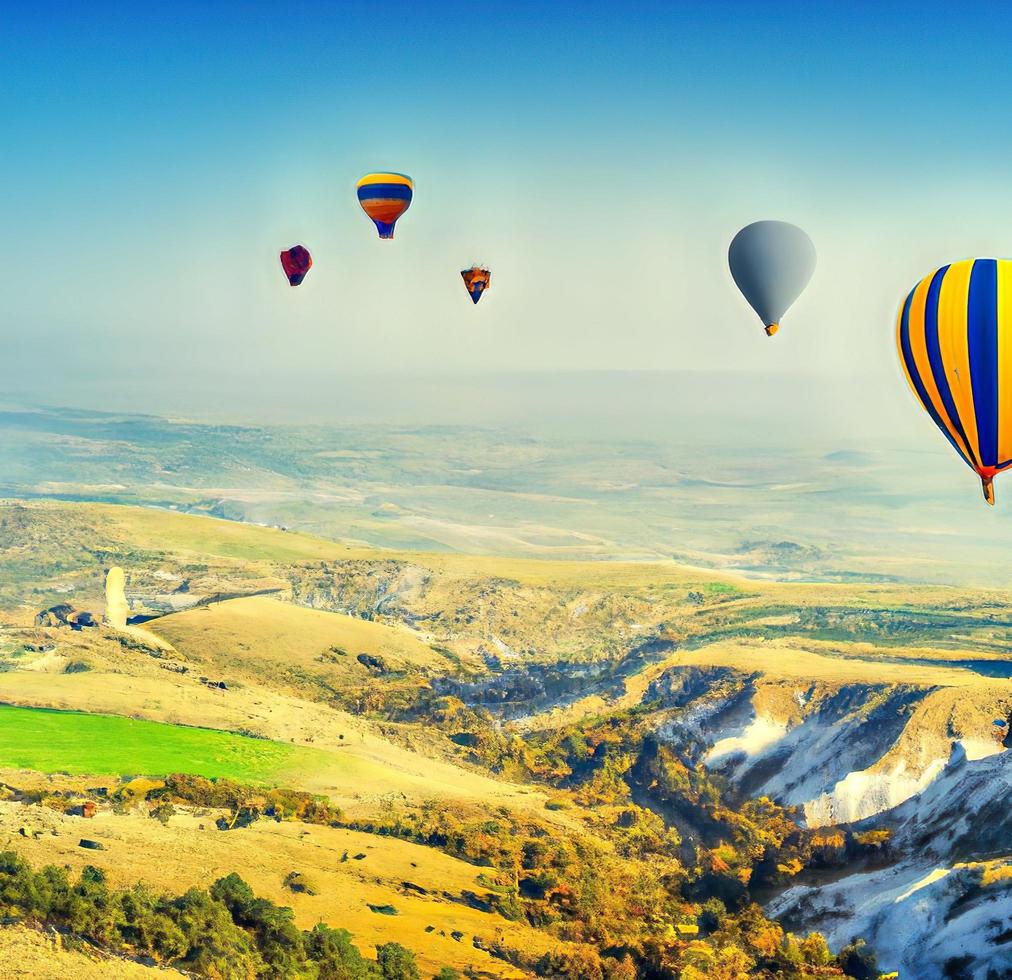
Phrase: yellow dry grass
[
  {"left": 650, "top": 638, "right": 1006, "bottom": 688},
  {"left": 407, "top": 551, "right": 746, "bottom": 590},
  {"left": 0, "top": 799, "right": 549, "bottom": 977},
  {"left": 0, "top": 925, "right": 182, "bottom": 978},
  {"left": 95, "top": 503, "right": 364, "bottom": 564},
  {"left": 148, "top": 595, "right": 446, "bottom": 677}
]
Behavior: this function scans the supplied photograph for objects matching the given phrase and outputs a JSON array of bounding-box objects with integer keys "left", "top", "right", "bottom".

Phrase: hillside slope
[{"left": 0, "top": 926, "right": 184, "bottom": 979}]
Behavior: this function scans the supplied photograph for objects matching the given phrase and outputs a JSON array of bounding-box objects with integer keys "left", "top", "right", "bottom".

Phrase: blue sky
[{"left": 3, "top": 2, "right": 1012, "bottom": 408}]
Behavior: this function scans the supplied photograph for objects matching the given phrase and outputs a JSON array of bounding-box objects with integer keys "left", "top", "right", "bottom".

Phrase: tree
[
  {"left": 307, "top": 923, "right": 379, "bottom": 979},
  {"left": 0, "top": 850, "right": 52, "bottom": 917},
  {"left": 0, "top": 849, "right": 402, "bottom": 980},
  {"left": 170, "top": 887, "right": 266, "bottom": 979},
  {"left": 376, "top": 942, "right": 420, "bottom": 980},
  {"left": 65, "top": 865, "right": 126, "bottom": 948},
  {"left": 119, "top": 885, "right": 187, "bottom": 962},
  {"left": 838, "top": 939, "right": 879, "bottom": 980},
  {"left": 698, "top": 896, "right": 726, "bottom": 934},
  {"left": 800, "top": 933, "right": 831, "bottom": 967},
  {"left": 210, "top": 873, "right": 306, "bottom": 975},
  {"left": 537, "top": 947, "right": 605, "bottom": 980},
  {"left": 682, "top": 944, "right": 753, "bottom": 980},
  {"left": 603, "top": 953, "right": 637, "bottom": 980}
]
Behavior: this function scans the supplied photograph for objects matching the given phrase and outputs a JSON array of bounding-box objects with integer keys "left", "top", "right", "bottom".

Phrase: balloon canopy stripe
[
  {"left": 360, "top": 199, "right": 411, "bottom": 223},
  {"left": 967, "top": 259, "right": 999, "bottom": 469},
  {"left": 924, "top": 265, "right": 978, "bottom": 468},
  {"left": 898, "top": 285, "right": 974, "bottom": 469},
  {"left": 997, "top": 262, "right": 1012, "bottom": 463},
  {"left": 938, "top": 262, "right": 980, "bottom": 468},
  {"left": 357, "top": 183, "right": 414, "bottom": 201},
  {"left": 356, "top": 173, "right": 413, "bottom": 189},
  {"left": 904, "top": 272, "right": 969, "bottom": 465}
]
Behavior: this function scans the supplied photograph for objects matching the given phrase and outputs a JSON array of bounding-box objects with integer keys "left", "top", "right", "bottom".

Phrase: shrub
[
  {"left": 376, "top": 942, "right": 420, "bottom": 980},
  {"left": 307, "top": 923, "right": 378, "bottom": 978},
  {"left": 838, "top": 939, "right": 879, "bottom": 980}
]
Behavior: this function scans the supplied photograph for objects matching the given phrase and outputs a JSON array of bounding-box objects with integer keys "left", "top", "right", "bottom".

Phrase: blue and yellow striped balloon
[
  {"left": 897, "top": 258, "right": 1012, "bottom": 505},
  {"left": 356, "top": 172, "right": 413, "bottom": 239}
]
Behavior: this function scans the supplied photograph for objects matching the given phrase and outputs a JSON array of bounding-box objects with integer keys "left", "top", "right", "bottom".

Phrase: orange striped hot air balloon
[{"left": 356, "top": 172, "right": 413, "bottom": 239}]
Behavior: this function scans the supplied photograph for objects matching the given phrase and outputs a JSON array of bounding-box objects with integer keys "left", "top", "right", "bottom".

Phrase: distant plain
[{"left": 3, "top": 370, "right": 1012, "bottom": 587}]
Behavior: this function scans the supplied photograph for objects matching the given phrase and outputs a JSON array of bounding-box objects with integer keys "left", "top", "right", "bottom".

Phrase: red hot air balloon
[
  {"left": 461, "top": 266, "right": 491, "bottom": 304},
  {"left": 280, "top": 245, "right": 312, "bottom": 286}
]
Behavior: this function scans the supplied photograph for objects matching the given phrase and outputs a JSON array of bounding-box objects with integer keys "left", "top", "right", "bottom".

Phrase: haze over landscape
[{"left": 1, "top": 3, "right": 1011, "bottom": 980}]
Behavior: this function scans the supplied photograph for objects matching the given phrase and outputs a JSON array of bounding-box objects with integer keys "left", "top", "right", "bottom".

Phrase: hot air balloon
[
  {"left": 728, "top": 221, "right": 816, "bottom": 336},
  {"left": 897, "top": 258, "right": 1012, "bottom": 505},
  {"left": 461, "top": 266, "right": 491, "bottom": 304},
  {"left": 356, "top": 172, "right": 413, "bottom": 239},
  {"left": 280, "top": 245, "right": 312, "bottom": 286}
]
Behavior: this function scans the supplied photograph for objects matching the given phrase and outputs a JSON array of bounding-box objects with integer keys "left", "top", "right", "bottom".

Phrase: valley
[{"left": 0, "top": 499, "right": 1008, "bottom": 977}]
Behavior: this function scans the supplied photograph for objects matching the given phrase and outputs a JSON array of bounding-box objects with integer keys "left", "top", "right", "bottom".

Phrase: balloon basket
[{"left": 982, "top": 476, "right": 995, "bottom": 506}]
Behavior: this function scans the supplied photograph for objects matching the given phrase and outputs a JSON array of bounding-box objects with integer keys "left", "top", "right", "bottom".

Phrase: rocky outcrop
[
  {"left": 767, "top": 749, "right": 1012, "bottom": 978},
  {"left": 769, "top": 855, "right": 1012, "bottom": 980},
  {"left": 104, "top": 566, "right": 128, "bottom": 629},
  {"left": 647, "top": 669, "right": 1012, "bottom": 827},
  {"left": 34, "top": 605, "right": 97, "bottom": 629}
]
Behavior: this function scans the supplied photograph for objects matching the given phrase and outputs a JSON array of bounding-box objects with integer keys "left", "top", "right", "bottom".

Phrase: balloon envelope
[
  {"left": 461, "top": 266, "right": 491, "bottom": 304},
  {"left": 728, "top": 220, "right": 816, "bottom": 336},
  {"left": 897, "top": 257, "right": 1012, "bottom": 505},
  {"left": 280, "top": 245, "right": 312, "bottom": 286},
  {"left": 357, "top": 172, "right": 413, "bottom": 239}
]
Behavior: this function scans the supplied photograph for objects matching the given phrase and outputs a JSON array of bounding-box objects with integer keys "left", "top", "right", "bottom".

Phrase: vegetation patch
[
  {"left": 0, "top": 849, "right": 433, "bottom": 978},
  {"left": 0, "top": 705, "right": 327, "bottom": 783}
]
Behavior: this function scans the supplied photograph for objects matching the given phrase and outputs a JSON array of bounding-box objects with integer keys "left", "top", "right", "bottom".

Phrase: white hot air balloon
[{"left": 728, "top": 220, "right": 816, "bottom": 336}]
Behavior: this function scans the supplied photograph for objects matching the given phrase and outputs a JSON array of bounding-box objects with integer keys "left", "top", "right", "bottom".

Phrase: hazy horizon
[
  {"left": 4, "top": 375, "right": 1010, "bottom": 589},
  {"left": 0, "top": 366, "right": 923, "bottom": 443}
]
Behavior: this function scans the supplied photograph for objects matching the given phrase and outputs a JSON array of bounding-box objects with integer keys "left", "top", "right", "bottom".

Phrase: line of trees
[{"left": 0, "top": 850, "right": 451, "bottom": 979}]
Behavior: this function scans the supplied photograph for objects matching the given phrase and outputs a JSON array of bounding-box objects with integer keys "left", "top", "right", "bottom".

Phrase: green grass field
[{"left": 0, "top": 704, "right": 326, "bottom": 782}]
